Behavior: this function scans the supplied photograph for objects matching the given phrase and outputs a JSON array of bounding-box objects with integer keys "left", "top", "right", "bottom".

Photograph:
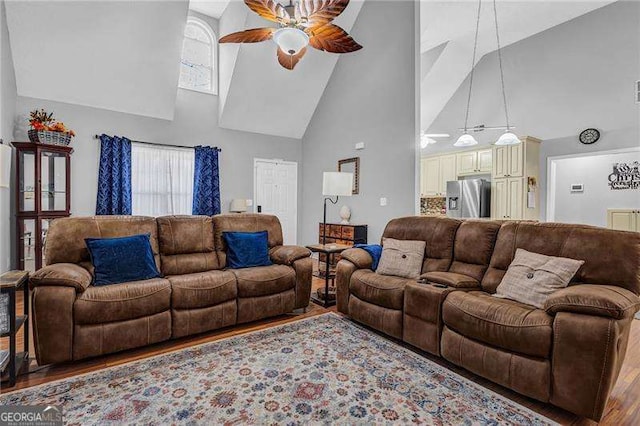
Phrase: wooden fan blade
[
  {"left": 219, "top": 28, "right": 275, "bottom": 44},
  {"left": 245, "top": 0, "right": 290, "bottom": 24},
  {"left": 308, "top": 23, "right": 362, "bottom": 53},
  {"left": 297, "top": 0, "right": 349, "bottom": 26},
  {"left": 277, "top": 47, "right": 307, "bottom": 70}
]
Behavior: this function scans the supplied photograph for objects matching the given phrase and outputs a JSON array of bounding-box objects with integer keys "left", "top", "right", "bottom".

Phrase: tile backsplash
[{"left": 420, "top": 197, "right": 446, "bottom": 216}]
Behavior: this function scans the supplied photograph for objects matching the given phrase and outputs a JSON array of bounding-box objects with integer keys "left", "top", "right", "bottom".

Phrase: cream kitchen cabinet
[
  {"left": 492, "top": 177, "right": 524, "bottom": 220},
  {"left": 456, "top": 149, "right": 492, "bottom": 176},
  {"left": 420, "top": 155, "right": 457, "bottom": 197},
  {"left": 490, "top": 137, "right": 541, "bottom": 220},
  {"left": 607, "top": 209, "right": 640, "bottom": 232},
  {"left": 493, "top": 144, "right": 524, "bottom": 178}
]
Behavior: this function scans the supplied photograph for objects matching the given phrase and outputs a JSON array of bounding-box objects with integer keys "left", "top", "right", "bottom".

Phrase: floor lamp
[{"left": 322, "top": 172, "right": 353, "bottom": 245}]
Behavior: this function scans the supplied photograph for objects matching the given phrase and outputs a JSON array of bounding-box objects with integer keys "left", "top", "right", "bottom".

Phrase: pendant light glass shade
[
  {"left": 495, "top": 131, "right": 521, "bottom": 146},
  {"left": 454, "top": 133, "right": 478, "bottom": 147},
  {"left": 273, "top": 28, "right": 309, "bottom": 55}
]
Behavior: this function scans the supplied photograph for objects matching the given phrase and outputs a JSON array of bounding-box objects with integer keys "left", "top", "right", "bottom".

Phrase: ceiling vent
[{"left": 636, "top": 81, "right": 640, "bottom": 104}]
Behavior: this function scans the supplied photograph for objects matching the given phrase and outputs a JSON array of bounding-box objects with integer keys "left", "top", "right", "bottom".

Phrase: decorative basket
[{"left": 28, "top": 129, "right": 72, "bottom": 146}]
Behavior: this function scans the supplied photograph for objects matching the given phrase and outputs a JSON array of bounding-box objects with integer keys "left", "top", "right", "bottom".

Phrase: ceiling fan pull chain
[{"left": 463, "top": 0, "right": 482, "bottom": 133}]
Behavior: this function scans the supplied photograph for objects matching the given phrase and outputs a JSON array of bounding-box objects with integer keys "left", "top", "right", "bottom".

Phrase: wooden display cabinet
[{"left": 13, "top": 142, "right": 73, "bottom": 272}]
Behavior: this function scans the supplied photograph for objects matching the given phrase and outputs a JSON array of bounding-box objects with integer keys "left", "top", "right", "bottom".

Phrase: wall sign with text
[{"left": 608, "top": 161, "right": 640, "bottom": 190}]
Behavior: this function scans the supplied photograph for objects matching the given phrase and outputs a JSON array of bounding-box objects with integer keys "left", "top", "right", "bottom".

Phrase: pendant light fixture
[
  {"left": 492, "top": 0, "right": 521, "bottom": 146},
  {"left": 454, "top": 0, "right": 482, "bottom": 148}
]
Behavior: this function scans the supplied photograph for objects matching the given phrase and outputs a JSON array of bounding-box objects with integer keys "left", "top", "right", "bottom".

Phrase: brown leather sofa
[
  {"left": 30, "top": 214, "right": 312, "bottom": 365},
  {"left": 336, "top": 217, "right": 640, "bottom": 421}
]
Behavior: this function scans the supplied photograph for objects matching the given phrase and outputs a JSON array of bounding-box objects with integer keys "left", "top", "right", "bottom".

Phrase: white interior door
[{"left": 254, "top": 159, "right": 298, "bottom": 245}]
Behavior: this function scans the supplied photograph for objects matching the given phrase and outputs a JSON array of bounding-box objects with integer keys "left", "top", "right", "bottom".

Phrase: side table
[
  {"left": 0, "top": 270, "right": 30, "bottom": 387},
  {"left": 306, "top": 244, "right": 350, "bottom": 308}
]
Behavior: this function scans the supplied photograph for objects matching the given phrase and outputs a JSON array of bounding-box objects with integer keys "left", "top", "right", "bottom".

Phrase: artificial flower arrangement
[{"left": 28, "top": 109, "right": 75, "bottom": 146}]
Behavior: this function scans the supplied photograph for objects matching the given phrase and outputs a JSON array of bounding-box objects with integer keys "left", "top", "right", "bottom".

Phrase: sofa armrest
[
  {"left": 422, "top": 271, "right": 480, "bottom": 289},
  {"left": 30, "top": 263, "right": 92, "bottom": 292},
  {"left": 340, "top": 248, "right": 373, "bottom": 270},
  {"left": 544, "top": 284, "right": 640, "bottom": 320},
  {"left": 270, "top": 245, "right": 311, "bottom": 266},
  {"left": 292, "top": 257, "right": 313, "bottom": 309}
]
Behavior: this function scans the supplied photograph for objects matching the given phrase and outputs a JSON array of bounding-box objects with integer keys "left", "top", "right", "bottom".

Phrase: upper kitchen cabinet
[
  {"left": 491, "top": 138, "right": 541, "bottom": 178},
  {"left": 456, "top": 149, "right": 492, "bottom": 176},
  {"left": 491, "top": 137, "right": 541, "bottom": 221},
  {"left": 420, "top": 154, "right": 456, "bottom": 197}
]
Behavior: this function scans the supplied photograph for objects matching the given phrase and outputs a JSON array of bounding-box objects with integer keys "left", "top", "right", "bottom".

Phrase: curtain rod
[{"left": 93, "top": 134, "right": 221, "bottom": 152}]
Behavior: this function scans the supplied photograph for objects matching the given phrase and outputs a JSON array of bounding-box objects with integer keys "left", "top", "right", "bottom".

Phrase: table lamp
[
  {"left": 229, "top": 199, "right": 247, "bottom": 213},
  {"left": 322, "top": 172, "right": 353, "bottom": 245}
]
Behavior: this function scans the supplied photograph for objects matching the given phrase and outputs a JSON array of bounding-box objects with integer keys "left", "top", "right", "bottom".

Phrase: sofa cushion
[
  {"left": 350, "top": 270, "right": 411, "bottom": 310},
  {"left": 168, "top": 270, "right": 237, "bottom": 309},
  {"left": 74, "top": 278, "right": 171, "bottom": 325},
  {"left": 231, "top": 265, "right": 295, "bottom": 298},
  {"left": 157, "top": 215, "right": 222, "bottom": 275},
  {"left": 223, "top": 231, "right": 272, "bottom": 269},
  {"left": 442, "top": 291, "right": 553, "bottom": 358},
  {"left": 495, "top": 248, "right": 584, "bottom": 308},
  {"left": 376, "top": 238, "right": 425, "bottom": 279},
  {"left": 422, "top": 271, "right": 479, "bottom": 288},
  {"left": 85, "top": 234, "right": 162, "bottom": 286}
]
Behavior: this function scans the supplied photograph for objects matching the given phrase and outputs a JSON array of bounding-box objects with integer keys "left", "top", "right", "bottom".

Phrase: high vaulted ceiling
[
  {"left": 217, "top": 0, "right": 365, "bottom": 139},
  {"left": 189, "top": 0, "right": 231, "bottom": 18},
  {"left": 420, "top": 0, "right": 615, "bottom": 134},
  {"left": 6, "top": 0, "right": 188, "bottom": 120}
]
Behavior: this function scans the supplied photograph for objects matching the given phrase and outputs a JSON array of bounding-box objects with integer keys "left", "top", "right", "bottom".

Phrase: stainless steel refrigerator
[{"left": 446, "top": 179, "right": 491, "bottom": 218}]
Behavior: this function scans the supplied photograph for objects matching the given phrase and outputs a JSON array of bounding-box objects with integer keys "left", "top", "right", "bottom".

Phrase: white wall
[
  {"left": 424, "top": 1, "right": 640, "bottom": 221},
  {"left": 0, "top": 0, "right": 17, "bottom": 272},
  {"left": 551, "top": 149, "right": 640, "bottom": 226},
  {"left": 300, "top": 0, "right": 417, "bottom": 245}
]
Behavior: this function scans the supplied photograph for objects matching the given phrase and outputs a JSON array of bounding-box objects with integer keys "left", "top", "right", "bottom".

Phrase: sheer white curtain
[{"left": 131, "top": 143, "right": 195, "bottom": 216}]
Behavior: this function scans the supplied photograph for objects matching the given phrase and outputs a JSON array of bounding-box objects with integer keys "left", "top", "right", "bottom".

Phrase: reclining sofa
[
  {"left": 30, "top": 214, "right": 312, "bottom": 365},
  {"left": 336, "top": 216, "right": 640, "bottom": 421}
]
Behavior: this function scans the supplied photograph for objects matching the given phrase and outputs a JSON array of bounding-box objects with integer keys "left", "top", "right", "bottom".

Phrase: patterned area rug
[{"left": 1, "top": 313, "right": 556, "bottom": 425}]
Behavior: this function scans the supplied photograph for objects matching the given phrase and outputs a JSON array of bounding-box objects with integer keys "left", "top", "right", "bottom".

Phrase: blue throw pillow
[
  {"left": 354, "top": 244, "right": 383, "bottom": 270},
  {"left": 85, "top": 234, "right": 161, "bottom": 286},
  {"left": 223, "top": 230, "right": 272, "bottom": 269}
]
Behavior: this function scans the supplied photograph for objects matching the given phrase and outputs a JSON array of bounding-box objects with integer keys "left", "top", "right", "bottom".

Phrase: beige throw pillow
[
  {"left": 494, "top": 248, "right": 585, "bottom": 308},
  {"left": 376, "top": 238, "right": 426, "bottom": 279}
]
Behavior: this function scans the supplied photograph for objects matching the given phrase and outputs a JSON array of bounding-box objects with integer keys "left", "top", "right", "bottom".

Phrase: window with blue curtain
[
  {"left": 192, "top": 146, "right": 221, "bottom": 216},
  {"left": 96, "top": 134, "right": 132, "bottom": 215}
]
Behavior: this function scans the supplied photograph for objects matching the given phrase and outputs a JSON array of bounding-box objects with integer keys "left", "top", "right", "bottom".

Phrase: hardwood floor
[{"left": 2, "top": 280, "right": 639, "bottom": 425}]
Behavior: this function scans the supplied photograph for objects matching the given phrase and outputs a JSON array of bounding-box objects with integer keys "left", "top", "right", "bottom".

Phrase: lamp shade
[
  {"left": 323, "top": 172, "right": 353, "bottom": 197},
  {"left": 495, "top": 131, "right": 521, "bottom": 146},
  {"left": 273, "top": 28, "right": 309, "bottom": 55},
  {"left": 454, "top": 133, "right": 478, "bottom": 147},
  {"left": 229, "top": 198, "right": 247, "bottom": 213},
  {"left": 0, "top": 144, "right": 11, "bottom": 188}
]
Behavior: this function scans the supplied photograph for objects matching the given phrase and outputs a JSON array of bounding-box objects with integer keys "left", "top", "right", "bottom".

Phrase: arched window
[{"left": 179, "top": 17, "right": 217, "bottom": 94}]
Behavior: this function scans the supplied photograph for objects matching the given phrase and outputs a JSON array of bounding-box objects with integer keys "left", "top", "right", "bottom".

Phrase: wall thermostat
[{"left": 570, "top": 184, "right": 584, "bottom": 193}]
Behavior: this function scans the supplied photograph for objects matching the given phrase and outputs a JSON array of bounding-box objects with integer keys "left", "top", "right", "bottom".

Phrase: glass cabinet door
[
  {"left": 19, "top": 218, "right": 37, "bottom": 272},
  {"left": 40, "top": 150, "right": 68, "bottom": 212},
  {"left": 19, "top": 150, "right": 36, "bottom": 212},
  {"left": 41, "top": 218, "right": 55, "bottom": 267}
]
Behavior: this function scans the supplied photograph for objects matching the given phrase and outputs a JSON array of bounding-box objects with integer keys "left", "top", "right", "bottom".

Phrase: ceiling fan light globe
[
  {"left": 273, "top": 28, "right": 309, "bottom": 55},
  {"left": 495, "top": 131, "right": 521, "bottom": 146},
  {"left": 454, "top": 133, "right": 478, "bottom": 147}
]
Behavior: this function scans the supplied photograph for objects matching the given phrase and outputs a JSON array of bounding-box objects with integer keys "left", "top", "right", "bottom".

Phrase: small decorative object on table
[
  {"left": 339, "top": 205, "right": 351, "bottom": 224},
  {"left": 0, "top": 270, "right": 30, "bottom": 387},
  {"left": 27, "top": 109, "right": 76, "bottom": 146}
]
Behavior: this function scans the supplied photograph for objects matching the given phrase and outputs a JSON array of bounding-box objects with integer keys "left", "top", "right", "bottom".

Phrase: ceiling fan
[{"left": 219, "top": 0, "right": 363, "bottom": 70}]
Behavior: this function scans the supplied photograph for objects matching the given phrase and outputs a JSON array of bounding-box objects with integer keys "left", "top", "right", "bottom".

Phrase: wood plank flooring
[{"left": 2, "top": 279, "right": 639, "bottom": 425}]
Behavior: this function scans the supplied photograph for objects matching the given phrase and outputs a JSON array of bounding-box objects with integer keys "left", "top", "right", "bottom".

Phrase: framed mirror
[{"left": 338, "top": 157, "right": 360, "bottom": 195}]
